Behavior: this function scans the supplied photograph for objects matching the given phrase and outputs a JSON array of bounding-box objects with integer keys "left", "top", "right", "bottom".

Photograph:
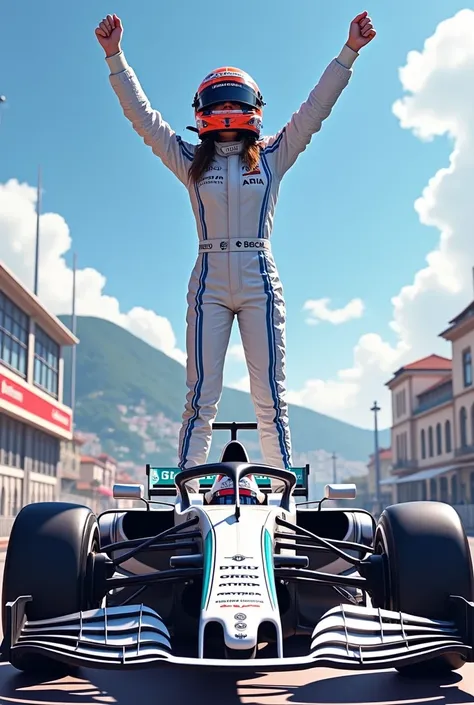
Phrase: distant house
[{"left": 367, "top": 447, "right": 392, "bottom": 504}]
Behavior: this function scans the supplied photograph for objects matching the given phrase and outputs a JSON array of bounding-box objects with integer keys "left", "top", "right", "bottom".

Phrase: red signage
[{"left": 0, "top": 371, "right": 72, "bottom": 433}]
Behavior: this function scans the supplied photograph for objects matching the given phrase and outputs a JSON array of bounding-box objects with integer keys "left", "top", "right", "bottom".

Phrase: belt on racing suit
[{"left": 198, "top": 238, "right": 271, "bottom": 253}]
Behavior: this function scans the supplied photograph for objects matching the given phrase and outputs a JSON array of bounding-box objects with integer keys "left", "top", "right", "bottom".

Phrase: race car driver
[
  {"left": 205, "top": 474, "right": 265, "bottom": 506},
  {"left": 95, "top": 12, "right": 376, "bottom": 494}
]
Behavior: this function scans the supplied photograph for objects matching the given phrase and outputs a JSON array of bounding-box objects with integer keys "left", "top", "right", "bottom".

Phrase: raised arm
[
  {"left": 95, "top": 14, "right": 195, "bottom": 185},
  {"left": 263, "top": 11, "right": 376, "bottom": 178}
]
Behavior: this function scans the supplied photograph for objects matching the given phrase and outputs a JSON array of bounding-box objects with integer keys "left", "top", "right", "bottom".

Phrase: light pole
[
  {"left": 34, "top": 166, "right": 42, "bottom": 296},
  {"left": 371, "top": 401, "right": 381, "bottom": 515},
  {"left": 71, "top": 252, "right": 77, "bottom": 424},
  {"left": 0, "top": 95, "right": 6, "bottom": 129},
  {"left": 331, "top": 451, "right": 337, "bottom": 484}
]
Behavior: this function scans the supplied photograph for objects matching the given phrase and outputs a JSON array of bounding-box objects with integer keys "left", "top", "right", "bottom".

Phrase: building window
[
  {"left": 460, "top": 406, "right": 468, "bottom": 448},
  {"left": 395, "top": 390, "right": 407, "bottom": 418},
  {"left": 421, "top": 481, "right": 427, "bottom": 501},
  {"left": 31, "top": 428, "right": 59, "bottom": 477},
  {"left": 395, "top": 435, "right": 399, "bottom": 463},
  {"left": 395, "top": 433, "right": 408, "bottom": 464},
  {"left": 399, "top": 389, "right": 406, "bottom": 416},
  {"left": 452, "top": 475, "right": 459, "bottom": 504},
  {"left": 440, "top": 477, "right": 449, "bottom": 503},
  {"left": 463, "top": 348, "right": 472, "bottom": 388},
  {"left": 421, "top": 429, "right": 426, "bottom": 459},
  {"left": 0, "top": 292, "right": 29, "bottom": 377},
  {"left": 471, "top": 404, "right": 474, "bottom": 448},
  {"left": 428, "top": 426, "right": 434, "bottom": 457},
  {"left": 34, "top": 325, "right": 59, "bottom": 398},
  {"left": 430, "top": 478, "right": 437, "bottom": 501},
  {"left": 402, "top": 432, "right": 407, "bottom": 460},
  {"left": 445, "top": 420, "right": 452, "bottom": 452},
  {"left": 436, "top": 423, "right": 442, "bottom": 455},
  {"left": 0, "top": 413, "right": 25, "bottom": 469}
]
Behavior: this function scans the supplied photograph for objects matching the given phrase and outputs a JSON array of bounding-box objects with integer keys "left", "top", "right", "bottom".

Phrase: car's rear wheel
[
  {"left": 373, "top": 501, "right": 473, "bottom": 678},
  {"left": 2, "top": 502, "right": 102, "bottom": 675}
]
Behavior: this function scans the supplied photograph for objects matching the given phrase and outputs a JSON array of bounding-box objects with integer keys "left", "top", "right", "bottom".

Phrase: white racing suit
[{"left": 106, "top": 45, "right": 358, "bottom": 492}]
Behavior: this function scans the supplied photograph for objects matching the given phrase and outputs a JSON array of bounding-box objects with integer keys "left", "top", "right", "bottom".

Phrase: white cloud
[
  {"left": 303, "top": 297, "right": 365, "bottom": 325},
  {"left": 0, "top": 179, "right": 186, "bottom": 364},
  {"left": 227, "top": 343, "right": 246, "bottom": 362},
  {"left": 228, "top": 374, "right": 251, "bottom": 392},
  {"left": 289, "top": 9, "right": 474, "bottom": 428}
]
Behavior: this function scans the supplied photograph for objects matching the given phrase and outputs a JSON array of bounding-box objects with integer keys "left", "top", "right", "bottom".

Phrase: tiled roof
[{"left": 403, "top": 354, "right": 452, "bottom": 371}]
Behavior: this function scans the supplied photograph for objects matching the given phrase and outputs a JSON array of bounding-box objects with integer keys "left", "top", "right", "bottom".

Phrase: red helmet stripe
[{"left": 215, "top": 488, "right": 253, "bottom": 496}]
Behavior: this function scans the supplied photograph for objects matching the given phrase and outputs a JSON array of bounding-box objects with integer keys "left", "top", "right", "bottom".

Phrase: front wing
[{"left": 1, "top": 596, "right": 473, "bottom": 672}]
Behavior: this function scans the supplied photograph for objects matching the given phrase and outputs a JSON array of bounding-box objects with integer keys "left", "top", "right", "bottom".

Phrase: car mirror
[
  {"left": 324, "top": 483, "right": 357, "bottom": 500},
  {"left": 113, "top": 483, "right": 145, "bottom": 500}
]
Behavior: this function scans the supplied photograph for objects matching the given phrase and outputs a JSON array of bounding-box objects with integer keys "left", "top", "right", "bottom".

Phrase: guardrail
[
  {"left": 455, "top": 445, "right": 474, "bottom": 458},
  {"left": 453, "top": 504, "right": 474, "bottom": 530},
  {"left": 0, "top": 516, "right": 15, "bottom": 538}
]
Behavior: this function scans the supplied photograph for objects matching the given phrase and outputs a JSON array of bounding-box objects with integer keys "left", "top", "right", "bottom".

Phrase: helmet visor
[
  {"left": 194, "top": 82, "right": 261, "bottom": 111},
  {"left": 211, "top": 493, "right": 259, "bottom": 505}
]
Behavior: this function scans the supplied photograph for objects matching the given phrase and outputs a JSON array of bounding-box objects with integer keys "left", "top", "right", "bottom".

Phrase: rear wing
[{"left": 146, "top": 464, "right": 310, "bottom": 498}]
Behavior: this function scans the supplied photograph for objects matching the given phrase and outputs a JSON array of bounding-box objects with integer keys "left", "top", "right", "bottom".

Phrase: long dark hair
[{"left": 188, "top": 134, "right": 260, "bottom": 183}]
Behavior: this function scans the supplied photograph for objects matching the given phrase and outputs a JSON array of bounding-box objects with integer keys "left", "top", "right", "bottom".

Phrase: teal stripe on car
[
  {"left": 263, "top": 528, "right": 278, "bottom": 610},
  {"left": 201, "top": 530, "right": 214, "bottom": 610}
]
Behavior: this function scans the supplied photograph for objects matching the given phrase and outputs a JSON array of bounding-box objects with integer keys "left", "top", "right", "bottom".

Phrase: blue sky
[{"left": 1, "top": 0, "right": 472, "bottom": 429}]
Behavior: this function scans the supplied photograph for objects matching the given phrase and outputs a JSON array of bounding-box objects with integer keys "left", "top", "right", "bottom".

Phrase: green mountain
[{"left": 60, "top": 316, "right": 390, "bottom": 473}]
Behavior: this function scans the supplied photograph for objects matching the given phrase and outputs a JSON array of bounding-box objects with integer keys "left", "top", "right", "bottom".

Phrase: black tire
[
  {"left": 374, "top": 501, "right": 473, "bottom": 678},
  {"left": 2, "top": 502, "right": 101, "bottom": 675}
]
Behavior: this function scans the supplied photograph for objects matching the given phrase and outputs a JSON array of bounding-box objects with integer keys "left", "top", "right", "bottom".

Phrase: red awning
[{"left": 96, "top": 485, "right": 113, "bottom": 497}]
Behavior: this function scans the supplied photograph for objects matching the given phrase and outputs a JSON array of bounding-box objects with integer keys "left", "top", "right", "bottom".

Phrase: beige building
[
  {"left": 367, "top": 447, "right": 393, "bottom": 504},
  {"left": 97, "top": 453, "right": 116, "bottom": 493},
  {"left": 77, "top": 454, "right": 116, "bottom": 513},
  {"left": 58, "top": 441, "right": 121, "bottom": 511},
  {"left": 59, "top": 434, "right": 85, "bottom": 493},
  {"left": 382, "top": 299, "right": 474, "bottom": 505}
]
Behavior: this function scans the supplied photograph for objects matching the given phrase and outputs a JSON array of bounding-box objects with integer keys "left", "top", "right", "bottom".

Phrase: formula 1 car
[{"left": 1, "top": 421, "right": 474, "bottom": 678}]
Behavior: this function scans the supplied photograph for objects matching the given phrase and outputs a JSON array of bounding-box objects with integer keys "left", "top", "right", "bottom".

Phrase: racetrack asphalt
[{"left": 1, "top": 543, "right": 474, "bottom": 704}]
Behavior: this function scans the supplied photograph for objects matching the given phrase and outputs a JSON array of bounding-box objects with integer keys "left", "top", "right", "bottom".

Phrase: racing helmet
[
  {"left": 192, "top": 67, "right": 265, "bottom": 139},
  {"left": 205, "top": 474, "right": 264, "bottom": 505}
]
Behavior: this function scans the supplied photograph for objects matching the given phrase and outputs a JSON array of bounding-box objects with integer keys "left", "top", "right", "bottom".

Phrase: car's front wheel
[
  {"left": 373, "top": 501, "right": 473, "bottom": 678},
  {"left": 2, "top": 501, "right": 102, "bottom": 674}
]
